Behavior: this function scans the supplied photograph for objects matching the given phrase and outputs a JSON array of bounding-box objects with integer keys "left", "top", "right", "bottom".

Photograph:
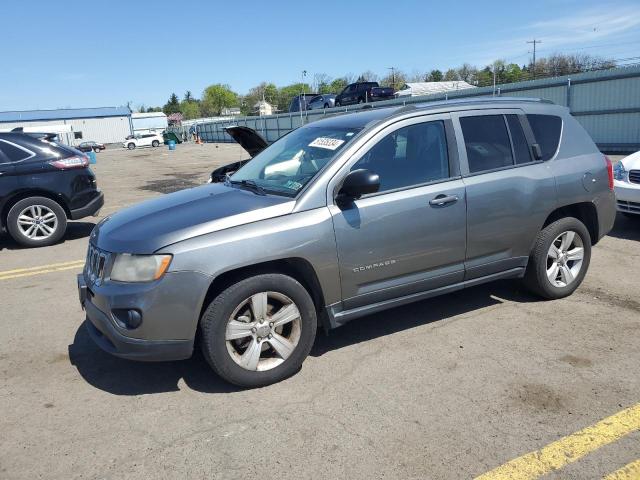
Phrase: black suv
[
  {"left": 0, "top": 133, "right": 104, "bottom": 247},
  {"left": 335, "top": 82, "right": 395, "bottom": 106}
]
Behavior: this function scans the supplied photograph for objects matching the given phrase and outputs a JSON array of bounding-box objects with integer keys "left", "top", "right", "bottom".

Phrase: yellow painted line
[
  {"left": 475, "top": 403, "right": 640, "bottom": 480},
  {"left": 602, "top": 459, "right": 640, "bottom": 480},
  {"left": 0, "top": 259, "right": 84, "bottom": 276},
  {"left": 0, "top": 261, "right": 84, "bottom": 281}
]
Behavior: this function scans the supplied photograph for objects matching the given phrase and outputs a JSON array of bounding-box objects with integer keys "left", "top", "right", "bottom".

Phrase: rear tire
[
  {"left": 200, "top": 274, "right": 317, "bottom": 388},
  {"left": 6, "top": 196, "right": 67, "bottom": 248},
  {"left": 93, "top": 147, "right": 100, "bottom": 153},
  {"left": 152, "top": 140, "right": 160, "bottom": 147},
  {"left": 523, "top": 217, "right": 591, "bottom": 299},
  {"left": 127, "top": 143, "right": 135, "bottom": 150}
]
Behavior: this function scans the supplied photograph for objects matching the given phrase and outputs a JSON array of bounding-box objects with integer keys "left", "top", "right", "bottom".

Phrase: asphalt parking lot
[{"left": 0, "top": 143, "right": 638, "bottom": 479}]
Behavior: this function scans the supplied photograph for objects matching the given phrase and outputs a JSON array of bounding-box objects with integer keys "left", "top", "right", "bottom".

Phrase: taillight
[
  {"left": 49, "top": 155, "right": 89, "bottom": 170},
  {"left": 605, "top": 155, "right": 614, "bottom": 191}
]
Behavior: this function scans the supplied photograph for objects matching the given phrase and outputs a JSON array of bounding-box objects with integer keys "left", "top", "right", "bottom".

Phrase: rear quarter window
[
  {"left": 0, "top": 140, "right": 33, "bottom": 162},
  {"left": 526, "top": 114, "right": 562, "bottom": 161}
]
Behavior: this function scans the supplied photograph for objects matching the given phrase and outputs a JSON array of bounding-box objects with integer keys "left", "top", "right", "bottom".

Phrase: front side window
[
  {"left": 460, "top": 115, "right": 514, "bottom": 173},
  {"left": 231, "top": 125, "right": 361, "bottom": 197},
  {"left": 351, "top": 120, "right": 449, "bottom": 192}
]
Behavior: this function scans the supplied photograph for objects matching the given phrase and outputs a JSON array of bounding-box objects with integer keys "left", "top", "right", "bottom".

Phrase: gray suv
[{"left": 77, "top": 98, "right": 616, "bottom": 387}]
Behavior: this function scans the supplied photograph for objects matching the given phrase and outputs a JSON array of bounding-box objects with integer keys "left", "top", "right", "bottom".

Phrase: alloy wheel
[
  {"left": 546, "top": 230, "right": 584, "bottom": 287},
  {"left": 225, "top": 291, "right": 302, "bottom": 372},
  {"left": 16, "top": 205, "right": 58, "bottom": 240}
]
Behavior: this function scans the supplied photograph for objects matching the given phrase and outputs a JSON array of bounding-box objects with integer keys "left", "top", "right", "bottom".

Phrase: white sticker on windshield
[{"left": 309, "top": 137, "right": 345, "bottom": 150}]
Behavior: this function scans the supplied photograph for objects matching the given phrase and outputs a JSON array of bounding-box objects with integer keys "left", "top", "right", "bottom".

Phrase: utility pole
[
  {"left": 300, "top": 70, "right": 307, "bottom": 122},
  {"left": 387, "top": 67, "right": 396, "bottom": 90},
  {"left": 526, "top": 39, "right": 542, "bottom": 79}
]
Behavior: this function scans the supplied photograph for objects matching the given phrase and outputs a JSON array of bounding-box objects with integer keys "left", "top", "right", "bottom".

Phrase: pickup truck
[{"left": 335, "top": 82, "right": 395, "bottom": 106}]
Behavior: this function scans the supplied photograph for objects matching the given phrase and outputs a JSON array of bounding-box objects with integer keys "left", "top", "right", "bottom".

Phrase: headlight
[
  {"left": 110, "top": 254, "right": 172, "bottom": 282},
  {"left": 613, "top": 162, "right": 627, "bottom": 181}
]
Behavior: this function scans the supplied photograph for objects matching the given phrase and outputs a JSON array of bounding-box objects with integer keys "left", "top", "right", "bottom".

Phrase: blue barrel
[
  {"left": 168, "top": 140, "right": 176, "bottom": 151},
  {"left": 88, "top": 151, "right": 97, "bottom": 164}
]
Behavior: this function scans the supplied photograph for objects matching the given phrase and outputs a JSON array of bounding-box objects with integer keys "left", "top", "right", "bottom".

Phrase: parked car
[
  {"left": 335, "top": 82, "right": 395, "bottom": 106},
  {"left": 0, "top": 132, "right": 104, "bottom": 247},
  {"left": 122, "top": 133, "right": 163, "bottom": 150},
  {"left": 613, "top": 150, "right": 640, "bottom": 217},
  {"left": 78, "top": 98, "right": 615, "bottom": 387},
  {"left": 208, "top": 127, "right": 267, "bottom": 182},
  {"left": 76, "top": 141, "right": 106, "bottom": 153},
  {"left": 307, "top": 94, "right": 336, "bottom": 110},
  {"left": 288, "top": 93, "right": 318, "bottom": 113}
]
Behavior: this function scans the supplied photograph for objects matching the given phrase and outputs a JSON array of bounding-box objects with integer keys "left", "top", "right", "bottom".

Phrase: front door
[{"left": 329, "top": 115, "right": 467, "bottom": 310}]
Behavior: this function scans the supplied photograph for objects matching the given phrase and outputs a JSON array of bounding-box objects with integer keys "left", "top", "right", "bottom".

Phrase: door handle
[{"left": 429, "top": 194, "right": 459, "bottom": 207}]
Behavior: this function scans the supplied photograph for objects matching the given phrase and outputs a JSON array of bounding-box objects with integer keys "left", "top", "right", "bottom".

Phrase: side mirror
[
  {"left": 337, "top": 169, "right": 380, "bottom": 202},
  {"left": 531, "top": 143, "right": 543, "bottom": 160}
]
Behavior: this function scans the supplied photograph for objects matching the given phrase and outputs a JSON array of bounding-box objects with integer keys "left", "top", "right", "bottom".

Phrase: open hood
[{"left": 225, "top": 126, "right": 268, "bottom": 157}]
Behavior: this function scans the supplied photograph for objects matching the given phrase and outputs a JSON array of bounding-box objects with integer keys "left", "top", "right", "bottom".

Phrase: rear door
[
  {"left": 0, "top": 142, "right": 18, "bottom": 207},
  {"left": 452, "top": 109, "right": 557, "bottom": 279},
  {"left": 330, "top": 114, "right": 467, "bottom": 309}
]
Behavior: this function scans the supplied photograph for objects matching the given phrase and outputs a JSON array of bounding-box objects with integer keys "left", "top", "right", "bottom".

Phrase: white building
[
  {"left": 253, "top": 100, "right": 274, "bottom": 116},
  {"left": 131, "top": 111, "right": 168, "bottom": 134},
  {"left": 395, "top": 81, "right": 475, "bottom": 98},
  {"left": 0, "top": 106, "right": 132, "bottom": 145}
]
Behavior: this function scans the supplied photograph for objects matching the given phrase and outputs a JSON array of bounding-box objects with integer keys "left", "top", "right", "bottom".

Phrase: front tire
[
  {"left": 127, "top": 143, "right": 135, "bottom": 150},
  {"left": 6, "top": 197, "right": 67, "bottom": 247},
  {"left": 93, "top": 147, "right": 100, "bottom": 153},
  {"left": 200, "top": 274, "right": 317, "bottom": 388},
  {"left": 523, "top": 217, "right": 591, "bottom": 299}
]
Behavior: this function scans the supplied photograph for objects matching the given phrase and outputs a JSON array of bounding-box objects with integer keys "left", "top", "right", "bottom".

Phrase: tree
[
  {"left": 136, "top": 104, "right": 146, "bottom": 113},
  {"left": 184, "top": 90, "right": 194, "bottom": 102},
  {"left": 444, "top": 69, "right": 460, "bottom": 81},
  {"left": 456, "top": 63, "right": 478, "bottom": 83},
  {"left": 180, "top": 100, "right": 200, "bottom": 119},
  {"left": 163, "top": 93, "right": 180, "bottom": 115},
  {"left": 328, "top": 77, "right": 349, "bottom": 94},
  {"left": 427, "top": 69, "right": 443, "bottom": 82},
  {"left": 313, "top": 73, "right": 332, "bottom": 93},
  {"left": 380, "top": 69, "right": 406, "bottom": 89},
  {"left": 357, "top": 70, "right": 379, "bottom": 82},
  {"left": 201, "top": 84, "right": 238, "bottom": 116},
  {"left": 276, "top": 83, "right": 312, "bottom": 113}
]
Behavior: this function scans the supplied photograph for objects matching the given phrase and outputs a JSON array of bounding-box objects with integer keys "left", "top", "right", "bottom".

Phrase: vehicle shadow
[
  {"left": 68, "top": 280, "right": 539, "bottom": 395},
  {"left": 0, "top": 221, "right": 95, "bottom": 251},
  {"left": 607, "top": 213, "right": 640, "bottom": 241}
]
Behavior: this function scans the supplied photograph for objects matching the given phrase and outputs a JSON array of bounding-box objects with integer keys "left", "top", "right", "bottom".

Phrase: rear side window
[
  {"left": 506, "top": 115, "right": 532, "bottom": 164},
  {"left": 460, "top": 115, "right": 514, "bottom": 173},
  {"left": 526, "top": 114, "right": 562, "bottom": 161},
  {"left": 0, "top": 140, "right": 32, "bottom": 162}
]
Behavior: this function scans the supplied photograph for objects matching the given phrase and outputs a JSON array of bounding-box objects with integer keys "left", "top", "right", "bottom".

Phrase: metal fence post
[{"left": 566, "top": 78, "right": 571, "bottom": 110}]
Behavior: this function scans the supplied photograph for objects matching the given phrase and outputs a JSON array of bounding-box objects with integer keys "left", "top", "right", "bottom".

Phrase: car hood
[
  {"left": 226, "top": 126, "right": 268, "bottom": 157},
  {"left": 93, "top": 183, "right": 294, "bottom": 253},
  {"left": 620, "top": 151, "right": 640, "bottom": 170}
]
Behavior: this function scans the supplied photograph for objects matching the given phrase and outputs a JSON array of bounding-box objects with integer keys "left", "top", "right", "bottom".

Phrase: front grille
[
  {"left": 85, "top": 244, "right": 110, "bottom": 284},
  {"left": 629, "top": 170, "right": 640, "bottom": 184},
  {"left": 617, "top": 199, "right": 640, "bottom": 213}
]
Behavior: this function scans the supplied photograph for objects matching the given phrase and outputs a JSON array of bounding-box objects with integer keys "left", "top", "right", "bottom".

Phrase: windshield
[{"left": 230, "top": 125, "right": 361, "bottom": 196}]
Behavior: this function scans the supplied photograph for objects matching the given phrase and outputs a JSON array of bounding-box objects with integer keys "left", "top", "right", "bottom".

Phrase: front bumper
[
  {"left": 70, "top": 192, "right": 104, "bottom": 220},
  {"left": 615, "top": 180, "right": 640, "bottom": 215},
  {"left": 77, "top": 269, "right": 211, "bottom": 361}
]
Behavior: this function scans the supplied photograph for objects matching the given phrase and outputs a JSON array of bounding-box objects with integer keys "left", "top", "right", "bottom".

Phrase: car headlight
[
  {"left": 110, "top": 254, "right": 172, "bottom": 282},
  {"left": 613, "top": 162, "right": 627, "bottom": 181}
]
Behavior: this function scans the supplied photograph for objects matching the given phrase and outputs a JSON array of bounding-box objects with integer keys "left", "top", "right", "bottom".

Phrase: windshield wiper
[{"left": 229, "top": 179, "right": 266, "bottom": 196}]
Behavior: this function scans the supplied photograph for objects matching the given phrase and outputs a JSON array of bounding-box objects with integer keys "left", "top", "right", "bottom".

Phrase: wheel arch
[
  {"left": 540, "top": 201, "right": 599, "bottom": 246},
  {"left": 1, "top": 189, "right": 70, "bottom": 230},
  {"left": 198, "top": 257, "right": 328, "bottom": 329}
]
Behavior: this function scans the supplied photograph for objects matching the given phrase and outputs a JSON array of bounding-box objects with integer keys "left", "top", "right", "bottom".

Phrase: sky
[{"left": 1, "top": 0, "right": 639, "bottom": 111}]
